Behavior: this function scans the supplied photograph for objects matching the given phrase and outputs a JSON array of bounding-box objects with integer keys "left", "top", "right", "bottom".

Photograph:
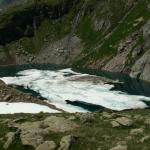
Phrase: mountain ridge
[{"left": 0, "top": 0, "right": 149, "bottom": 82}]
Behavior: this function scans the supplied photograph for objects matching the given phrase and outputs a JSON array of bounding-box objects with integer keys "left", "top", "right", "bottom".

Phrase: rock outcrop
[
  {"left": 9, "top": 116, "right": 78, "bottom": 148},
  {"left": 111, "top": 117, "right": 133, "bottom": 127},
  {"left": 0, "top": 110, "right": 150, "bottom": 149},
  {"left": 130, "top": 19, "right": 150, "bottom": 81},
  {"left": 130, "top": 49, "right": 150, "bottom": 82}
]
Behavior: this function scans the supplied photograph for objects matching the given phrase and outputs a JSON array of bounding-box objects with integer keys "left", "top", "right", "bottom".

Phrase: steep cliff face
[{"left": 0, "top": 0, "right": 150, "bottom": 82}]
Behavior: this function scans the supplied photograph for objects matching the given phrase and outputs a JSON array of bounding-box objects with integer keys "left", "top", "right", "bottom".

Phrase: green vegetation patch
[{"left": 74, "top": 0, "right": 150, "bottom": 67}]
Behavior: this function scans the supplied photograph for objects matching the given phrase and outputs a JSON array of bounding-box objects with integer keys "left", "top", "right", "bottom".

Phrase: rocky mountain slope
[{"left": 0, "top": 0, "right": 150, "bottom": 82}]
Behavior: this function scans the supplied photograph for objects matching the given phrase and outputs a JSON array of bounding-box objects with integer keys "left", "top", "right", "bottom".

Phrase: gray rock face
[
  {"left": 130, "top": 19, "right": 150, "bottom": 82},
  {"left": 58, "top": 135, "right": 76, "bottom": 150},
  {"left": 89, "top": 18, "right": 150, "bottom": 83},
  {"left": 92, "top": 17, "right": 111, "bottom": 33},
  {"left": 103, "top": 32, "right": 139, "bottom": 72},
  {"left": 35, "top": 141, "right": 57, "bottom": 150},
  {"left": 3, "top": 132, "right": 16, "bottom": 149},
  {"left": 130, "top": 49, "right": 150, "bottom": 82},
  {"left": 19, "top": 35, "right": 83, "bottom": 66},
  {"left": 143, "top": 20, "right": 150, "bottom": 40}
]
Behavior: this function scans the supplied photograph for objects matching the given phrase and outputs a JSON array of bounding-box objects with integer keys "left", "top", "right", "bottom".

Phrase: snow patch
[{"left": 0, "top": 102, "right": 60, "bottom": 114}]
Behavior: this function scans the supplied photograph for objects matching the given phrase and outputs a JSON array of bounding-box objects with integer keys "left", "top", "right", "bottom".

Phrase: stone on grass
[
  {"left": 102, "top": 112, "right": 113, "bottom": 119},
  {"left": 130, "top": 128, "right": 144, "bottom": 136},
  {"left": 58, "top": 135, "right": 77, "bottom": 150},
  {"left": 77, "top": 113, "right": 95, "bottom": 123},
  {"left": 115, "top": 117, "right": 133, "bottom": 127},
  {"left": 144, "top": 118, "right": 150, "bottom": 125},
  {"left": 16, "top": 121, "right": 45, "bottom": 148},
  {"left": 110, "top": 145, "right": 127, "bottom": 150},
  {"left": 111, "top": 121, "right": 120, "bottom": 128},
  {"left": 140, "top": 136, "right": 150, "bottom": 143},
  {"left": 3, "top": 132, "right": 16, "bottom": 149},
  {"left": 43, "top": 116, "right": 78, "bottom": 132},
  {"left": 35, "top": 141, "right": 57, "bottom": 150}
]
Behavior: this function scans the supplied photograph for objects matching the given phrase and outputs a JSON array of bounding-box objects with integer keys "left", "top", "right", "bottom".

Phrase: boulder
[
  {"left": 68, "top": 116, "right": 76, "bottom": 121},
  {"left": 43, "top": 116, "right": 78, "bottom": 132},
  {"left": 15, "top": 121, "right": 46, "bottom": 148},
  {"left": 115, "top": 117, "right": 133, "bottom": 127},
  {"left": 35, "top": 141, "right": 57, "bottom": 150},
  {"left": 77, "top": 113, "right": 95, "bottom": 123},
  {"left": 130, "top": 128, "right": 144, "bottom": 135},
  {"left": 144, "top": 118, "right": 150, "bottom": 125},
  {"left": 111, "top": 121, "right": 120, "bottom": 128},
  {"left": 58, "top": 135, "right": 76, "bottom": 150},
  {"left": 133, "top": 114, "right": 144, "bottom": 121},
  {"left": 20, "top": 131, "right": 44, "bottom": 148},
  {"left": 126, "top": 136, "right": 132, "bottom": 141},
  {"left": 3, "top": 94, "right": 12, "bottom": 101},
  {"left": 140, "top": 136, "right": 150, "bottom": 143},
  {"left": 3, "top": 132, "right": 16, "bottom": 149},
  {"left": 133, "top": 17, "right": 144, "bottom": 27},
  {"left": 102, "top": 112, "right": 113, "bottom": 119}
]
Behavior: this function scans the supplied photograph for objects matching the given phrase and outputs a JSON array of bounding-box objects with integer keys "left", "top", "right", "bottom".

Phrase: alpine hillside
[{"left": 0, "top": 0, "right": 150, "bottom": 82}]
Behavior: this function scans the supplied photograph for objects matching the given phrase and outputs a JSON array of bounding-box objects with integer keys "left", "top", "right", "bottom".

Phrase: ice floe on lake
[{"left": 1, "top": 68, "right": 150, "bottom": 113}]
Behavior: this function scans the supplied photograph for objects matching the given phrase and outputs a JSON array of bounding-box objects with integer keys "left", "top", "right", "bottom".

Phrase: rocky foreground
[
  {"left": 1, "top": 110, "right": 150, "bottom": 150},
  {"left": 0, "top": 80, "right": 150, "bottom": 150}
]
